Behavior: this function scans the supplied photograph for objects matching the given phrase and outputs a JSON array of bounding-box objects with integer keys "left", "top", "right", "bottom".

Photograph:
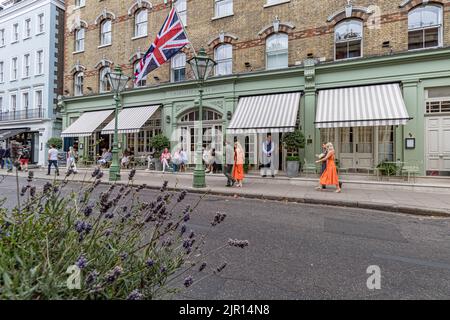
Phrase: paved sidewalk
[{"left": 5, "top": 168, "right": 450, "bottom": 217}]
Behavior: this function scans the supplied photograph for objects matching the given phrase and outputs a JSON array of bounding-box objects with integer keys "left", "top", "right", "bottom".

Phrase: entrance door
[
  {"left": 338, "top": 127, "right": 374, "bottom": 170},
  {"left": 426, "top": 116, "right": 450, "bottom": 174}
]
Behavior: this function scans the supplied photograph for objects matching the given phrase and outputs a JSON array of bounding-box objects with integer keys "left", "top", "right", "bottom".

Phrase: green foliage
[
  {"left": 282, "top": 130, "right": 305, "bottom": 154},
  {"left": 377, "top": 161, "right": 398, "bottom": 176},
  {"left": 47, "top": 137, "right": 63, "bottom": 150},
  {"left": 150, "top": 134, "right": 171, "bottom": 157},
  {"left": 0, "top": 170, "right": 243, "bottom": 299},
  {"left": 286, "top": 156, "right": 300, "bottom": 162}
]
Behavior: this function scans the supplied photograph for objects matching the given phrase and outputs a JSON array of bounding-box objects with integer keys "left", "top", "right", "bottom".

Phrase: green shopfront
[{"left": 60, "top": 48, "right": 450, "bottom": 176}]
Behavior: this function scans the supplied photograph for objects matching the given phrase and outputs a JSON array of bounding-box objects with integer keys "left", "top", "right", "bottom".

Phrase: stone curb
[{"left": 30, "top": 175, "right": 450, "bottom": 218}]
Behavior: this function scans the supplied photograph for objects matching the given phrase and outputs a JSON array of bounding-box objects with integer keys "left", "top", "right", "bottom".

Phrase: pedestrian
[
  {"left": 172, "top": 149, "right": 181, "bottom": 172},
  {"left": 0, "top": 144, "right": 5, "bottom": 169},
  {"left": 315, "top": 143, "right": 328, "bottom": 189},
  {"left": 315, "top": 142, "right": 341, "bottom": 193},
  {"left": 47, "top": 144, "right": 60, "bottom": 176},
  {"left": 160, "top": 147, "right": 171, "bottom": 173},
  {"left": 203, "top": 147, "right": 211, "bottom": 173},
  {"left": 207, "top": 148, "right": 216, "bottom": 173},
  {"left": 4, "top": 146, "right": 13, "bottom": 172},
  {"left": 224, "top": 140, "right": 235, "bottom": 187},
  {"left": 232, "top": 141, "right": 245, "bottom": 188},
  {"left": 66, "top": 146, "right": 78, "bottom": 173},
  {"left": 180, "top": 148, "right": 188, "bottom": 172},
  {"left": 261, "top": 133, "right": 275, "bottom": 178},
  {"left": 18, "top": 146, "right": 30, "bottom": 172}
]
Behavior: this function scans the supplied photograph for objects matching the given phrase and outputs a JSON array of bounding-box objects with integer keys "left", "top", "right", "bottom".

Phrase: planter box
[{"left": 286, "top": 161, "right": 300, "bottom": 178}]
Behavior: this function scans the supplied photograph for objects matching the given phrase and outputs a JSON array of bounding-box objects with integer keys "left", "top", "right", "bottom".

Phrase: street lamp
[
  {"left": 106, "top": 66, "right": 130, "bottom": 181},
  {"left": 187, "top": 48, "right": 216, "bottom": 188}
]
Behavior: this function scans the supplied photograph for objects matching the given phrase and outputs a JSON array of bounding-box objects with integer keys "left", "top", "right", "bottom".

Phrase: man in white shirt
[
  {"left": 261, "top": 134, "right": 275, "bottom": 178},
  {"left": 47, "top": 144, "right": 60, "bottom": 176}
]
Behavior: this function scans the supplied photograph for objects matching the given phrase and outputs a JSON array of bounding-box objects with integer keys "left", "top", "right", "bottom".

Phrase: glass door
[{"left": 355, "top": 127, "right": 374, "bottom": 169}]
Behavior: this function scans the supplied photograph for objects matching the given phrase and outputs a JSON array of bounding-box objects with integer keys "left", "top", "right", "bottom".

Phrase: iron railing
[{"left": 0, "top": 108, "right": 44, "bottom": 122}]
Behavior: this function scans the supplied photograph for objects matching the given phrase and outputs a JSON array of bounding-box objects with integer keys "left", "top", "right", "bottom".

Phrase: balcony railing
[{"left": 0, "top": 108, "right": 44, "bottom": 122}]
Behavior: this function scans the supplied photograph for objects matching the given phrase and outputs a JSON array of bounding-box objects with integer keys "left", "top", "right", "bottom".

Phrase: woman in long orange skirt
[
  {"left": 232, "top": 141, "right": 245, "bottom": 188},
  {"left": 316, "top": 142, "right": 341, "bottom": 193}
]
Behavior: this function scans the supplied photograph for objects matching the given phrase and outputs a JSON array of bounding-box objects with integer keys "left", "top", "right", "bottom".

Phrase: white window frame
[
  {"left": 100, "top": 20, "right": 112, "bottom": 46},
  {"left": 74, "top": 72, "right": 84, "bottom": 96},
  {"left": 134, "top": 9, "right": 148, "bottom": 38},
  {"left": 264, "top": 0, "right": 290, "bottom": 8},
  {"left": 22, "top": 91, "right": 29, "bottom": 111},
  {"left": 0, "top": 29, "right": 5, "bottom": 46},
  {"left": 75, "top": 28, "right": 85, "bottom": 52},
  {"left": 35, "top": 89, "right": 43, "bottom": 111},
  {"left": 266, "top": 33, "right": 289, "bottom": 70},
  {"left": 214, "top": 0, "right": 233, "bottom": 19},
  {"left": 175, "top": 0, "right": 187, "bottom": 26},
  {"left": 12, "top": 23, "right": 19, "bottom": 43},
  {"left": 23, "top": 53, "right": 31, "bottom": 78},
  {"left": 134, "top": 61, "right": 147, "bottom": 87},
  {"left": 171, "top": 53, "right": 186, "bottom": 82},
  {"left": 37, "top": 13, "right": 45, "bottom": 34},
  {"left": 75, "top": 0, "right": 86, "bottom": 8},
  {"left": 214, "top": 44, "right": 233, "bottom": 76},
  {"left": 99, "top": 67, "right": 111, "bottom": 93},
  {"left": 24, "top": 18, "right": 32, "bottom": 39},
  {"left": 10, "top": 94, "right": 17, "bottom": 111},
  {"left": 408, "top": 4, "right": 443, "bottom": 51},
  {"left": 334, "top": 19, "right": 363, "bottom": 61},
  {"left": 11, "top": 57, "right": 18, "bottom": 81},
  {"left": 36, "top": 50, "right": 44, "bottom": 75},
  {"left": 0, "top": 96, "right": 3, "bottom": 113},
  {"left": 0, "top": 61, "right": 4, "bottom": 83}
]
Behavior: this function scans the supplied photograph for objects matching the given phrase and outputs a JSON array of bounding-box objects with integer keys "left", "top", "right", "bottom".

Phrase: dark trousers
[
  {"left": 224, "top": 164, "right": 234, "bottom": 185},
  {"left": 48, "top": 160, "right": 59, "bottom": 175},
  {"left": 0, "top": 158, "right": 3, "bottom": 169}
]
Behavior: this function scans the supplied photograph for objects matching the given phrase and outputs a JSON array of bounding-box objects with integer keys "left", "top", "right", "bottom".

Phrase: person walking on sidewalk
[
  {"left": 66, "top": 146, "right": 78, "bottom": 173},
  {"left": 316, "top": 143, "right": 328, "bottom": 190},
  {"left": 316, "top": 142, "right": 341, "bottom": 193},
  {"left": 224, "top": 141, "right": 235, "bottom": 187},
  {"left": 232, "top": 141, "right": 245, "bottom": 188},
  {"left": 18, "top": 147, "right": 30, "bottom": 172},
  {"left": 0, "top": 144, "right": 5, "bottom": 170},
  {"left": 261, "top": 133, "right": 275, "bottom": 178},
  {"left": 47, "top": 144, "right": 60, "bottom": 176}
]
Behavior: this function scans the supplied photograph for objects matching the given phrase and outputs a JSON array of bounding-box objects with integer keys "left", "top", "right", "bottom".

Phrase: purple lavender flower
[
  {"left": 127, "top": 289, "right": 144, "bottom": 300},
  {"left": 180, "top": 224, "right": 187, "bottom": 235},
  {"left": 105, "top": 229, "right": 112, "bottom": 236},
  {"left": 184, "top": 276, "right": 194, "bottom": 288},
  {"left": 91, "top": 167, "right": 100, "bottom": 178},
  {"left": 27, "top": 171, "right": 34, "bottom": 182},
  {"left": 160, "top": 180, "right": 168, "bottom": 192},
  {"left": 128, "top": 169, "right": 136, "bottom": 180},
  {"left": 75, "top": 255, "right": 88, "bottom": 269},
  {"left": 20, "top": 186, "right": 28, "bottom": 196},
  {"left": 120, "top": 252, "right": 128, "bottom": 261},
  {"left": 199, "top": 262, "right": 207, "bottom": 272},
  {"left": 105, "top": 266, "right": 123, "bottom": 283},
  {"left": 228, "top": 239, "right": 249, "bottom": 249},
  {"left": 177, "top": 190, "right": 187, "bottom": 202},
  {"left": 96, "top": 171, "right": 104, "bottom": 180},
  {"left": 189, "top": 231, "right": 195, "bottom": 239},
  {"left": 211, "top": 212, "right": 227, "bottom": 226},
  {"left": 146, "top": 259, "right": 154, "bottom": 268},
  {"left": 84, "top": 205, "right": 93, "bottom": 217},
  {"left": 160, "top": 266, "right": 166, "bottom": 273},
  {"left": 43, "top": 182, "right": 52, "bottom": 194},
  {"left": 183, "top": 213, "right": 190, "bottom": 222},
  {"left": 30, "top": 186, "right": 36, "bottom": 198},
  {"left": 85, "top": 270, "right": 99, "bottom": 286}
]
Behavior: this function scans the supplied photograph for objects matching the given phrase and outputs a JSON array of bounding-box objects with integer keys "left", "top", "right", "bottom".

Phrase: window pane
[
  {"left": 335, "top": 42, "right": 348, "bottom": 60},
  {"left": 424, "top": 27, "right": 439, "bottom": 48},
  {"left": 408, "top": 30, "right": 424, "bottom": 50},
  {"left": 348, "top": 40, "right": 361, "bottom": 58},
  {"left": 408, "top": 5, "right": 442, "bottom": 29}
]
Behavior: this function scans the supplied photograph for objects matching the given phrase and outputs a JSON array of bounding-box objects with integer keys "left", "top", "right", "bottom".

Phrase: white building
[{"left": 0, "top": 0, "right": 65, "bottom": 165}]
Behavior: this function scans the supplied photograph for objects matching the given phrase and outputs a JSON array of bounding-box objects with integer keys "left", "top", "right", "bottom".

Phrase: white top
[{"left": 48, "top": 148, "right": 58, "bottom": 161}]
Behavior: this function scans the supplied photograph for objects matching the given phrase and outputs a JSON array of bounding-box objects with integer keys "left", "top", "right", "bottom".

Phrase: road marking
[{"left": 374, "top": 254, "right": 450, "bottom": 271}]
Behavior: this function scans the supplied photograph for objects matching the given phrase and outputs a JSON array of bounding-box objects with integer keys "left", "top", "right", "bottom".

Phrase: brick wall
[{"left": 63, "top": 0, "right": 450, "bottom": 95}]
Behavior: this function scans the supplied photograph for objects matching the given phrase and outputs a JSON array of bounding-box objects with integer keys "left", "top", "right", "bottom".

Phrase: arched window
[
  {"left": 335, "top": 19, "right": 363, "bottom": 60},
  {"left": 266, "top": 33, "right": 288, "bottom": 70},
  {"left": 135, "top": 9, "right": 148, "bottom": 37},
  {"left": 74, "top": 72, "right": 84, "bottom": 96},
  {"left": 180, "top": 109, "right": 223, "bottom": 122},
  {"left": 100, "top": 20, "right": 112, "bottom": 46},
  {"left": 133, "top": 61, "right": 147, "bottom": 87},
  {"left": 171, "top": 53, "right": 186, "bottom": 82},
  {"left": 99, "top": 67, "right": 111, "bottom": 93},
  {"left": 408, "top": 4, "right": 443, "bottom": 50},
  {"left": 214, "top": 44, "right": 232, "bottom": 76},
  {"left": 75, "top": 28, "right": 85, "bottom": 52}
]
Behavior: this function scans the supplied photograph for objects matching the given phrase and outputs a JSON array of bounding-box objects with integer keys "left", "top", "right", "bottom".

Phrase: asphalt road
[{"left": 1, "top": 174, "right": 449, "bottom": 299}]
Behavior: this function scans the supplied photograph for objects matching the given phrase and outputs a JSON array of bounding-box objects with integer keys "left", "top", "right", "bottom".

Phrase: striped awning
[
  {"left": 61, "top": 110, "right": 114, "bottom": 137},
  {"left": 101, "top": 105, "right": 160, "bottom": 134},
  {"left": 0, "top": 128, "right": 29, "bottom": 140},
  {"left": 227, "top": 92, "right": 302, "bottom": 134},
  {"left": 315, "top": 83, "right": 411, "bottom": 128}
]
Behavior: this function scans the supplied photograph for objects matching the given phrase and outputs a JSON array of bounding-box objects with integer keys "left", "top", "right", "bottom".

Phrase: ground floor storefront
[
  {"left": 0, "top": 120, "right": 59, "bottom": 166},
  {"left": 59, "top": 48, "right": 450, "bottom": 176}
]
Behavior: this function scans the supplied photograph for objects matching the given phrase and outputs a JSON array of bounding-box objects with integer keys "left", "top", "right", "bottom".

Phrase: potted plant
[
  {"left": 149, "top": 134, "right": 170, "bottom": 171},
  {"left": 282, "top": 130, "right": 305, "bottom": 178},
  {"left": 376, "top": 161, "right": 398, "bottom": 176},
  {"left": 46, "top": 137, "right": 63, "bottom": 150}
]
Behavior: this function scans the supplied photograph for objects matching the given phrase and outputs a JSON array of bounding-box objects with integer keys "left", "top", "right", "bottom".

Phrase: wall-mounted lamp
[
  {"left": 166, "top": 115, "right": 171, "bottom": 124},
  {"left": 227, "top": 111, "right": 232, "bottom": 121}
]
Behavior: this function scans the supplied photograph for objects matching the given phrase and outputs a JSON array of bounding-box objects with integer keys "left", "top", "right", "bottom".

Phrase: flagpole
[{"left": 172, "top": 0, "right": 197, "bottom": 57}]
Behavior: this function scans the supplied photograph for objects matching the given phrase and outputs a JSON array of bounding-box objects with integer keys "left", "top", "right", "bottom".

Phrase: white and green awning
[
  {"left": 315, "top": 83, "right": 411, "bottom": 128},
  {"left": 61, "top": 110, "right": 114, "bottom": 137},
  {"left": 227, "top": 92, "right": 302, "bottom": 134},
  {"left": 101, "top": 105, "right": 160, "bottom": 134}
]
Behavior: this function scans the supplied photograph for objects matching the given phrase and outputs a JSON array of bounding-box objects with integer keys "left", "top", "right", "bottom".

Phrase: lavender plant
[{"left": 0, "top": 169, "right": 248, "bottom": 299}]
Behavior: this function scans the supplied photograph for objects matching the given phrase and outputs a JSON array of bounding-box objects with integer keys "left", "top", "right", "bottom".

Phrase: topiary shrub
[
  {"left": 150, "top": 134, "right": 171, "bottom": 158},
  {"left": 47, "top": 137, "right": 63, "bottom": 150}
]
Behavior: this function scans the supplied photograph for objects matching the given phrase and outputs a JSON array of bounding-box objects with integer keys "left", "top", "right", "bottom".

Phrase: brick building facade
[{"left": 60, "top": 0, "right": 450, "bottom": 177}]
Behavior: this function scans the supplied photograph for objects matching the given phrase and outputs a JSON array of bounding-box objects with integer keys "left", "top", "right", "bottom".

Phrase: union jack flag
[{"left": 134, "top": 7, "right": 189, "bottom": 84}]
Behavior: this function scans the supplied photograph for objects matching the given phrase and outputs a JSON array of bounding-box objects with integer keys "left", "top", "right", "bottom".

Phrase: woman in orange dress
[
  {"left": 232, "top": 141, "right": 245, "bottom": 188},
  {"left": 316, "top": 142, "right": 341, "bottom": 193}
]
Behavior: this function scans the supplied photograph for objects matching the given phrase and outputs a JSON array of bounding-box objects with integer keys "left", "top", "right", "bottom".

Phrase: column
[{"left": 303, "top": 89, "right": 319, "bottom": 164}]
